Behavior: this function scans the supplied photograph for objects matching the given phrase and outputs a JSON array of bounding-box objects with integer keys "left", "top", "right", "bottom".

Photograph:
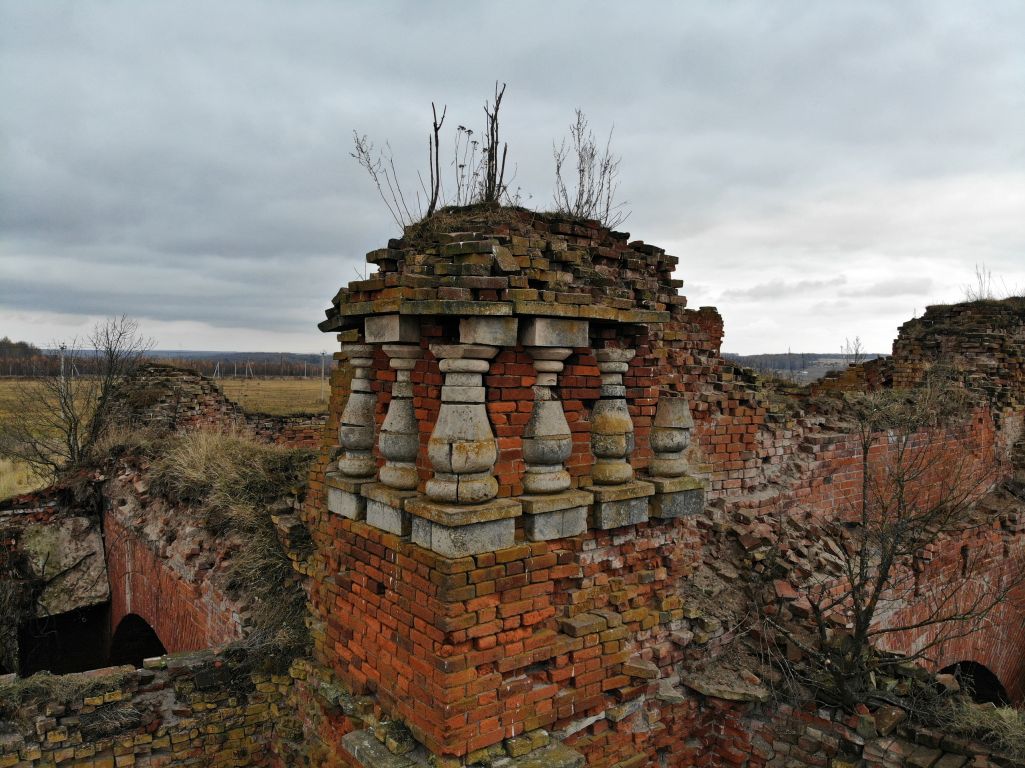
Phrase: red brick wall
[{"left": 103, "top": 511, "right": 242, "bottom": 653}]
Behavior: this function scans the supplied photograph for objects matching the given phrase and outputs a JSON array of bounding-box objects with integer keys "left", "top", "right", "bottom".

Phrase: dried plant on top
[{"left": 552, "top": 109, "right": 629, "bottom": 230}]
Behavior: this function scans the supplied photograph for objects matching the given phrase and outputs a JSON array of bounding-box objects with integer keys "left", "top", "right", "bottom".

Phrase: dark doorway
[
  {"left": 108, "top": 614, "right": 166, "bottom": 668},
  {"left": 941, "top": 661, "right": 1010, "bottom": 706},
  {"left": 19, "top": 603, "right": 111, "bottom": 675}
]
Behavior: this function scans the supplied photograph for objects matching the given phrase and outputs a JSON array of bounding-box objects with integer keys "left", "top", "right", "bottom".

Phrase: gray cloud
[
  {"left": 721, "top": 276, "right": 847, "bottom": 301},
  {"left": 1, "top": 1, "right": 1023, "bottom": 353},
  {"left": 840, "top": 278, "right": 934, "bottom": 298}
]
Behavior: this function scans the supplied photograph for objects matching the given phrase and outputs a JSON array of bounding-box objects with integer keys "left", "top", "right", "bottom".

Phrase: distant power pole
[{"left": 320, "top": 351, "right": 326, "bottom": 403}]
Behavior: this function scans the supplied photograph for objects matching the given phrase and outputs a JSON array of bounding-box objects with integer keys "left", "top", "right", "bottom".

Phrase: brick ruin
[
  {"left": 1, "top": 208, "right": 1024, "bottom": 767},
  {"left": 295, "top": 209, "right": 1025, "bottom": 767}
]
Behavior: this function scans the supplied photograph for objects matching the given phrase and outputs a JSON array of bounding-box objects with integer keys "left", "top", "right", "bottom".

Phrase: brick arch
[
  {"left": 876, "top": 531, "right": 1025, "bottom": 705},
  {"left": 940, "top": 660, "right": 1010, "bottom": 705},
  {"left": 103, "top": 510, "right": 242, "bottom": 655},
  {"left": 109, "top": 613, "right": 167, "bottom": 667}
]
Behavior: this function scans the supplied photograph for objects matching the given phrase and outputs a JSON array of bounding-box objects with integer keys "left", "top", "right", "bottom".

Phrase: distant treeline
[
  {"left": 0, "top": 338, "right": 326, "bottom": 378},
  {"left": 151, "top": 352, "right": 327, "bottom": 378},
  {"left": 723, "top": 352, "right": 884, "bottom": 372},
  {"left": 0, "top": 336, "right": 46, "bottom": 375},
  {"left": 723, "top": 351, "right": 887, "bottom": 383}
]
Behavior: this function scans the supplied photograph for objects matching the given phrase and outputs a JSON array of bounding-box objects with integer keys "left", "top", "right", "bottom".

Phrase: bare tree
[
  {"left": 759, "top": 371, "right": 1018, "bottom": 709},
  {"left": 553, "top": 109, "right": 629, "bottom": 229},
  {"left": 425, "top": 102, "right": 446, "bottom": 217},
  {"left": 0, "top": 316, "right": 152, "bottom": 482},
  {"left": 353, "top": 83, "right": 513, "bottom": 225},
  {"left": 479, "top": 82, "right": 508, "bottom": 204},
  {"left": 842, "top": 336, "right": 864, "bottom": 366}
]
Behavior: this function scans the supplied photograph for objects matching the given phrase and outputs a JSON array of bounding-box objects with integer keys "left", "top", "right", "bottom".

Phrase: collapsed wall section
[{"left": 301, "top": 207, "right": 1025, "bottom": 767}]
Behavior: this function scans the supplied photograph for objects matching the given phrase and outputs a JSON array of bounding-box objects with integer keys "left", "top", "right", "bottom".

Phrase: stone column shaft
[
  {"left": 591, "top": 348, "right": 636, "bottom": 486},
  {"left": 646, "top": 395, "right": 704, "bottom": 519},
  {"left": 586, "top": 346, "right": 654, "bottom": 529},
  {"left": 523, "top": 347, "right": 573, "bottom": 495},
  {"left": 425, "top": 344, "right": 499, "bottom": 504},
  {"left": 378, "top": 344, "right": 422, "bottom": 491},
  {"left": 337, "top": 344, "right": 377, "bottom": 480}
]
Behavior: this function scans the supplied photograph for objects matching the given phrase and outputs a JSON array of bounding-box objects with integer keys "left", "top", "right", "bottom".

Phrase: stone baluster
[
  {"left": 327, "top": 343, "right": 377, "bottom": 520},
  {"left": 523, "top": 347, "right": 573, "bottom": 494},
  {"left": 646, "top": 395, "right": 704, "bottom": 519},
  {"left": 591, "top": 348, "right": 637, "bottom": 485},
  {"left": 649, "top": 396, "right": 693, "bottom": 478},
  {"left": 408, "top": 318, "right": 521, "bottom": 557},
  {"left": 378, "top": 344, "right": 423, "bottom": 491},
  {"left": 585, "top": 346, "right": 654, "bottom": 529},
  {"left": 424, "top": 343, "right": 500, "bottom": 504},
  {"left": 337, "top": 344, "right": 377, "bottom": 479}
]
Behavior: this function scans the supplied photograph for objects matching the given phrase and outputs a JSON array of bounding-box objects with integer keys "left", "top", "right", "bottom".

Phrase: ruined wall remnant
[
  {"left": 291, "top": 207, "right": 1025, "bottom": 766},
  {"left": 116, "top": 362, "right": 326, "bottom": 448},
  {"left": 0, "top": 649, "right": 292, "bottom": 767}
]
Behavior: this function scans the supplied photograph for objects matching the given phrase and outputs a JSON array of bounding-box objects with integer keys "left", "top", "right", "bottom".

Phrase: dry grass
[
  {"left": 0, "top": 457, "right": 44, "bottom": 499},
  {"left": 938, "top": 699, "right": 1025, "bottom": 760},
  {"left": 0, "top": 377, "right": 46, "bottom": 498},
  {"left": 0, "top": 668, "right": 132, "bottom": 720},
  {"left": 216, "top": 378, "right": 328, "bottom": 416},
  {"left": 152, "top": 429, "right": 314, "bottom": 650}
]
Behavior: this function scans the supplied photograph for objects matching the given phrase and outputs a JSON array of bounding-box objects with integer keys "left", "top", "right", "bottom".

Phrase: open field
[
  {"left": 0, "top": 457, "right": 41, "bottom": 499},
  {"left": 0, "top": 376, "right": 329, "bottom": 500},
  {"left": 0, "top": 379, "right": 48, "bottom": 498},
  {"left": 216, "top": 377, "right": 329, "bottom": 415}
]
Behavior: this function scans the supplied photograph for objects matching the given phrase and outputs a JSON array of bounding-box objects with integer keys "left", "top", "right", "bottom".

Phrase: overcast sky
[{"left": 2, "top": 2, "right": 1023, "bottom": 354}]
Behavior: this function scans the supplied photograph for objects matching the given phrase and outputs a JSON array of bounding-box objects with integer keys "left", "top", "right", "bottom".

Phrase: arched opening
[
  {"left": 108, "top": 614, "right": 167, "bottom": 668},
  {"left": 941, "top": 661, "right": 1010, "bottom": 706}
]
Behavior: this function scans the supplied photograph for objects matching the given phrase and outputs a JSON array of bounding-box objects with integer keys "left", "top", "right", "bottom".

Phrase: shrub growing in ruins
[
  {"left": 351, "top": 82, "right": 511, "bottom": 228},
  {"left": 552, "top": 109, "right": 629, "bottom": 230},
  {"left": 0, "top": 315, "right": 151, "bottom": 483},
  {"left": 759, "top": 370, "right": 1022, "bottom": 710}
]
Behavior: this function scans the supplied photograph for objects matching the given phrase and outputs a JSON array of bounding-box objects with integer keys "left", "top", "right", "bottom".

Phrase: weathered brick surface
[{"left": 0, "top": 650, "right": 291, "bottom": 768}]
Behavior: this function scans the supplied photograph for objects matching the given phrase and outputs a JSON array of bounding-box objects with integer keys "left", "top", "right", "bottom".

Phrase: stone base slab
[
  {"left": 583, "top": 479, "right": 655, "bottom": 504},
  {"left": 582, "top": 480, "right": 655, "bottom": 530},
  {"left": 650, "top": 488, "right": 705, "bottom": 519},
  {"left": 525, "top": 506, "right": 587, "bottom": 541},
  {"left": 645, "top": 474, "right": 703, "bottom": 494},
  {"left": 326, "top": 472, "right": 374, "bottom": 520},
  {"left": 642, "top": 474, "right": 705, "bottom": 519},
  {"left": 410, "top": 517, "right": 515, "bottom": 558},
  {"left": 519, "top": 489, "right": 593, "bottom": 541},
  {"left": 367, "top": 499, "right": 412, "bottom": 536},
  {"left": 405, "top": 496, "right": 520, "bottom": 527}
]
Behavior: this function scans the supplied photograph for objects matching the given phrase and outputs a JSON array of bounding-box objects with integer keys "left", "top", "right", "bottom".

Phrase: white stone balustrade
[{"left": 585, "top": 346, "right": 653, "bottom": 529}]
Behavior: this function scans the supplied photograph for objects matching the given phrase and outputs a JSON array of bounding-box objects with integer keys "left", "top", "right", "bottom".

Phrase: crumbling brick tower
[{"left": 310, "top": 209, "right": 709, "bottom": 766}]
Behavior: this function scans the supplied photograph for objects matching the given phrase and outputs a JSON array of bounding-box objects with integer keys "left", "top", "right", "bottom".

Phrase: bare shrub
[
  {"left": 553, "top": 109, "right": 629, "bottom": 229},
  {"left": 963, "top": 263, "right": 1023, "bottom": 302},
  {"left": 353, "top": 83, "right": 512, "bottom": 228},
  {"left": 760, "top": 370, "right": 1019, "bottom": 709},
  {"left": 0, "top": 316, "right": 151, "bottom": 483}
]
